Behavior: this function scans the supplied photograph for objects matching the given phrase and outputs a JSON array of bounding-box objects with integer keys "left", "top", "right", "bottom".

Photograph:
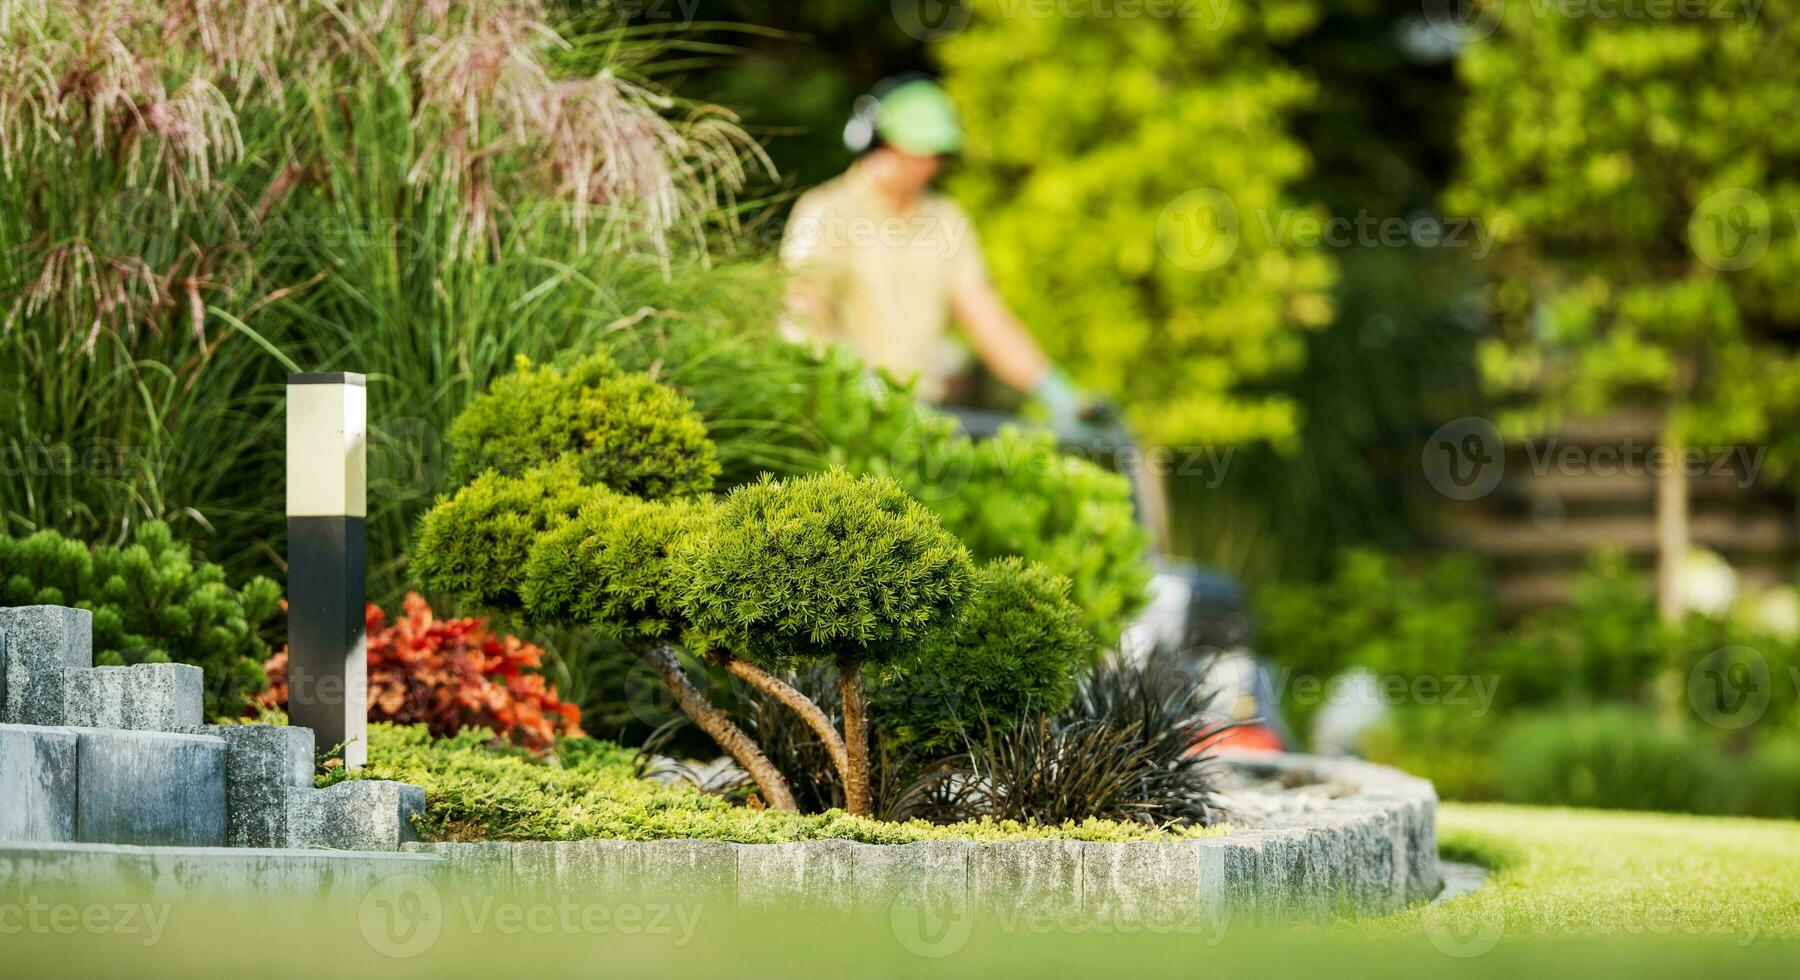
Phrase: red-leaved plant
[{"left": 260, "top": 593, "right": 582, "bottom": 750}]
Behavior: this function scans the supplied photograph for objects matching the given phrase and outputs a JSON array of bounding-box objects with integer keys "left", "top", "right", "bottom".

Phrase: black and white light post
[{"left": 286, "top": 372, "right": 368, "bottom": 769}]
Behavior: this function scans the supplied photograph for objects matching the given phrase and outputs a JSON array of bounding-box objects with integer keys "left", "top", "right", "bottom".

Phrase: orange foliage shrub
[{"left": 260, "top": 593, "right": 582, "bottom": 749}]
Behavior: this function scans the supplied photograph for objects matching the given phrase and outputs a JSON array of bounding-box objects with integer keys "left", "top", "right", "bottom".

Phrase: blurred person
[{"left": 780, "top": 76, "right": 1092, "bottom": 434}]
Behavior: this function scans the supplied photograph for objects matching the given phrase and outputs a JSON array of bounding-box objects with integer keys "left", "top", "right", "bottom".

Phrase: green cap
[{"left": 876, "top": 80, "right": 963, "bottom": 156}]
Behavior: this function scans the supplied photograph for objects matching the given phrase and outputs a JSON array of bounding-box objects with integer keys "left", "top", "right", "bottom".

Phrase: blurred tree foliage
[
  {"left": 939, "top": 2, "right": 1337, "bottom": 447},
  {"left": 651, "top": 1, "right": 1487, "bottom": 581},
  {"left": 1448, "top": 5, "right": 1800, "bottom": 614}
]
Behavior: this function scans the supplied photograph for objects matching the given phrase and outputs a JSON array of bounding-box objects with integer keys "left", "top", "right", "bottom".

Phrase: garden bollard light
[{"left": 286, "top": 373, "right": 368, "bottom": 769}]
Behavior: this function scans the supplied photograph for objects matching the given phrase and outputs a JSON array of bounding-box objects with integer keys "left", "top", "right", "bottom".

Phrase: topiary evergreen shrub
[
  {"left": 0, "top": 521, "right": 281, "bottom": 717},
  {"left": 873, "top": 557, "right": 1094, "bottom": 756},
  {"left": 675, "top": 469, "right": 973, "bottom": 814},
  {"left": 411, "top": 460, "right": 593, "bottom": 610},
  {"left": 448, "top": 353, "right": 719, "bottom": 498},
  {"left": 520, "top": 493, "right": 713, "bottom": 642},
  {"left": 417, "top": 361, "right": 809, "bottom": 811}
]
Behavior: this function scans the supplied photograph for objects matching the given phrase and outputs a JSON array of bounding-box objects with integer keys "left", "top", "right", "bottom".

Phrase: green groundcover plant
[
  {"left": 0, "top": 522, "right": 280, "bottom": 716},
  {"left": 340, "top": 722, "right": 1215, "bottom": 844}
]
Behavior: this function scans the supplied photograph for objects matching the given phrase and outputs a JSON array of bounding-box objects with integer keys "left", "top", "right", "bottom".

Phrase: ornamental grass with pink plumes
[{"left": 0, "top": 0, "right": 771, "bottom": 596}]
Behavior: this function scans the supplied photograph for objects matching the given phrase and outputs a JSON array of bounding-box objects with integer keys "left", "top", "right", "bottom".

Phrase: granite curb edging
[
  {"left": 404, "top": 751, "right": 1439, "bottom": 923},
  {"left": 0, "top": 752, "right": 1437, "bottom": 922}
]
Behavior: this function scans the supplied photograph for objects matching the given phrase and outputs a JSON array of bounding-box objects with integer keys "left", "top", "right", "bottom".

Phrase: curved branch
[
  {"left": 641, "top": 642, "right": 798, "bottom": 813},
  {"left": 717, "top": 655, "right": 850, "bottom": 782}
]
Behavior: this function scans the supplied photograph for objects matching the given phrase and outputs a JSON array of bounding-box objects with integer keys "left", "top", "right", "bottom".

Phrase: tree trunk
[
  {"left": 641, "top": 642, "right": 798, "bottom": 813},
  {"left": 1655, "top": 417, "right": 1690, "bottom": 624},
  {"left": 836, "top": 657, "right": 873, "bottom": 817},
  {"left": 716, "top": 656, "right": 850, "bottom": 782}
]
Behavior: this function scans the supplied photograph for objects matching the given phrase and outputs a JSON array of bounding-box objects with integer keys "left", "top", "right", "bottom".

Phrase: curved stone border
[
  {"left": 0, "top": 752, "right": 1437, "bottom": 922},
  {"left": 406, "top": 751, "right": 1439, "bottom": 924}
]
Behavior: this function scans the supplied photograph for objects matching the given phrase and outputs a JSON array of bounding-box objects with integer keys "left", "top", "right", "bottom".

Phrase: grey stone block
[
  {"left": 546, "top": 839, "right": 631, "bottom": 896},
  {"left": 0, "top": 841, "right": 445, "bottom": 902},
  {"left": 289, "top": 779, "right": 424, "bottom": 851},
  {"left": 76, "top": 728, "right": 226, "bottom": 847},
  {"left": 409, "top": 841, "right": 516, "bottom": 892},
  {"left": 1079, "top": 840, "right": 1226, "bottom": 933},
  {"left": 1212, "top": 835, "right": 1266, "bottom": 921},
  {"left": 511, "top": 838, "right": 739, "bottom": 903},
  {"left": 634, "top": 838, "right": 739, "bottom": 903},
  {"left": 0, "top": 606, "right": 93, "bottom": 725},
  {"left": 0, "top": 724, "right": 78, "bottom": 842},
  {"left": 1401, "top": 795, "right": 1439, "bottom": 902},
  {"left": 186, "top": 724, "right": 314, "bottom": 847},
  {"left": 64, "top": 663, "right": 204, "bottom": 730},
  {"left": 736, "top": 839, "right": 854, "bottom": 913},
  {"left": 968, "top": 839, "right": 1084, "bottom": 922},
  {"left": 848, "top": 840, "right": 971, "bottom": 919}
]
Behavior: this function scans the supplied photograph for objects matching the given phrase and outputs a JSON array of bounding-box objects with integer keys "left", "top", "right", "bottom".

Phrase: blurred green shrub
[
  {"left": 1258, "top": 549, "right": 1694, "bottom": 733},
  {"left": 1359, "top": 706, "right": 1508, "bottom": 803},
  {"left": 1715, "top": 739, "right": 1800, "bottom": 820},
  {"left": 0, "top": 522, "right": 280, "bottom": 717},
  {"left": 1255, "top": 549, "right": 1496, "bottom": 737},
  {"left": 1451, "top": 3, "right": 1800, "bottom": 470},
  {"left": 1495, "top": 707, "right": 1714, "bottom": 813}
]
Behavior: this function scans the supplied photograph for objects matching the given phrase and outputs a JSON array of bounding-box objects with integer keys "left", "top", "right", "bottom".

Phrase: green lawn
[{"left": 1376, "top": 802, "right": 1800, "bottom": 943}]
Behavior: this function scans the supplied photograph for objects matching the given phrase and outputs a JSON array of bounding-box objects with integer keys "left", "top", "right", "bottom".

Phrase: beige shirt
[{"left": 780, "top": 166, "right": 987, "bottom": 399}]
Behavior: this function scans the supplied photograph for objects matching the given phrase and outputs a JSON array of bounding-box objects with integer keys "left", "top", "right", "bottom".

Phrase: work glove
[{"left": 1033, "top": 367, "right": 1112, "bottom": 445}]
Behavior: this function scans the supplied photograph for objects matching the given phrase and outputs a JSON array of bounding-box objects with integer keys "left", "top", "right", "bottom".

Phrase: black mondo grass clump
[
  {"left": 726, "top": 653, "right": 1237, "bottom": 830},
  {"left": 930, "top": 654, "right": 1237, "bottom": 828}
]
